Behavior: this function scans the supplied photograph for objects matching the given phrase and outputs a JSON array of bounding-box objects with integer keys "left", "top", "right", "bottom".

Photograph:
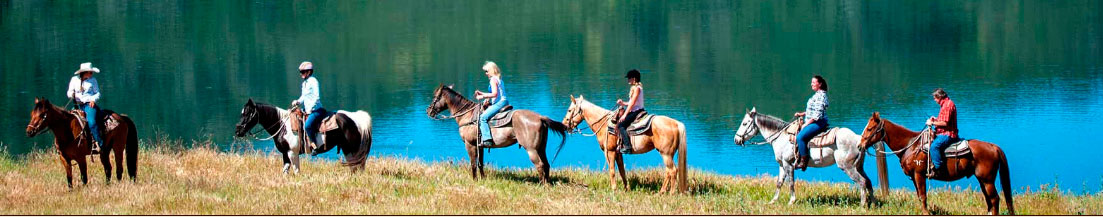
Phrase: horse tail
[
  {"left": 122, "top": 115, "right": 139, "bottom": 180},
  {"left": 997, "top": 146, "right": 1015, "bottom": 215},
  {"left": 542, "top": 117, "right": 568, "bottom": 164},
  {"left": 676, "top": 120, "right": 688, "bottom": 193}
]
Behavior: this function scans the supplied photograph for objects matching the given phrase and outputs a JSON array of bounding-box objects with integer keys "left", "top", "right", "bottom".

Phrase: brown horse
[
  {"left": 859, "top": 112, "right": 1013, "bottom": 215},
  {"left": 25, "top": 97, "right": 139, "bottom": 188},
  {"left": 561, "top": 95, "right": 687, "bottom": 193},
  {"left": 426, "top": 84, "right": 568, "bottom": 184}
]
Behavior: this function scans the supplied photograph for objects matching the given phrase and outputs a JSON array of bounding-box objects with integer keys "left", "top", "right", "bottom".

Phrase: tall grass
[{"left": 0, "top": 139, "right": 1099, "bottom": 215}]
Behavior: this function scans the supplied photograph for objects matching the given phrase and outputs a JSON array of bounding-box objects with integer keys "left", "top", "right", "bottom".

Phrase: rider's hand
[
  {"left": 616, "top": 99, "right": 625, "bottom": 105},
  {"left": 794, "top": 112, "right": 804, "bottom": 117},
  {"left": 89, "top": 101, "right": 96, "bottom": 108},
  {"left": 925, "top": 117, "right": 935, "bottom": 126}
]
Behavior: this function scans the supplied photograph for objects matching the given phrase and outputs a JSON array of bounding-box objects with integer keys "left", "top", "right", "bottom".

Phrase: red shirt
[{"left": 935, "top": 97, "right": 958, "bottom": 138}]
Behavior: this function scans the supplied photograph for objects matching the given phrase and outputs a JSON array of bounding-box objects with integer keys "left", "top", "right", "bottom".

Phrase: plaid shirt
[
  {"left": 935, "top": 97, "right": 958, "bottom": 138},
  {"left": 804, "top": 90, "right": 828, "bottom": 122}
]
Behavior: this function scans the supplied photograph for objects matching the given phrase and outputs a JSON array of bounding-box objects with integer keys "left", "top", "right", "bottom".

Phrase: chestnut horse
[
  {"left": 426, "top": 85, "right": 568, "bottom": 184},
  {"left": 561, "top": 95, "right": 688, "bottom": 193},
  {"left": 859, "top": 112, "right": 1014, "bottom": 215},
  {"left": 25, "top": 97, "right": 139, "bottom": 188}
]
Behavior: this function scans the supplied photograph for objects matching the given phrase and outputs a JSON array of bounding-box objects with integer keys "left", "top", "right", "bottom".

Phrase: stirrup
[{"left": 479, "top": 139, "right": 493, "bottom": 147}]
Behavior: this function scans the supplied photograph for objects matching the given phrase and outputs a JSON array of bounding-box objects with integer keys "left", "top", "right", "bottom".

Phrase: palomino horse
[
  {"left": 859, "top": 112, "right": 1013, "bottom": 215},
  {"left": 426, "top": 84, "right": 568, "bottom": 184},
  {"left": 234, "top": 99, "right": 373, "bottom": 173},
  {"left": 731, "top": 108, "right": 873, "bottom": 205},
  {"left": 561, "top": 95, "right": 687, "bottom": 193},
  {"left": 25, "top": 97, "right": 139, "bottom": 188}
]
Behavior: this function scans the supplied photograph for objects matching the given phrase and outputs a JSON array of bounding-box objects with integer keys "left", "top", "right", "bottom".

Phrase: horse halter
[{"left": 734, "top": 113, "right": 760, "bottom": 145}]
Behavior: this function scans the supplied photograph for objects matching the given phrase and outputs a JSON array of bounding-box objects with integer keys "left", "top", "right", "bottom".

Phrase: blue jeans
[
  {"left": 930, "top": 135, "right": 958, "bottom": 170},
  {"left": 303, "top": 104, "right": 326, "bottom": 144},
  {"left": 79, "top": 104, "right": 103, "bottom": 146},
  {"left": 479, "top": 99, "right": 508, "bottom": 142},
  {"left": 796, "top": 119, "right": 828, "bottom": 158}
]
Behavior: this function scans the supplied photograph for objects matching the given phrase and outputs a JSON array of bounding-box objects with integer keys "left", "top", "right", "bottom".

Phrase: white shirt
[
  {"left": 296, "top": 76, "right": 322, "bottom": 111},
  {"left": 67, "top": 76, "right": 100, "bottom": 104}
]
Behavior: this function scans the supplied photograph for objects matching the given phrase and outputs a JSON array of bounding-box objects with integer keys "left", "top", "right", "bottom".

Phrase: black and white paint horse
[{"left": 234, "top": 99, "right": 373, "bottom": 173}]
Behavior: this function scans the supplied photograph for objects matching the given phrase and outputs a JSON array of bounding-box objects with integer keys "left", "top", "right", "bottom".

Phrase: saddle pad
[
  {"left": 808, "top": 128, "right": 839, "bottom": 147},
  {"left": 318, "top": 113, "right": 341, "bottom": 133},
  {"left": 103, "top": 115, "right": 120, "bottom": 132},
  {"left": 923, "top": 139, "right": 972, "bottom": 157},
  {"left": 606, "top": 113, "right": 656, "bottom": 136},
  {"left": 487, "top": 109, "right": 516, "bottom": 128}
]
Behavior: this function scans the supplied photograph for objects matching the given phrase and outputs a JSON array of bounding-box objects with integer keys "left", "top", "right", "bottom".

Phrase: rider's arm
[
  {"left": 621, "top": 86, "right": 640, "bottom": 119},
  {"left": 66, "top": 77, "right": 80, "bottom": 100},
  {"left": 484, "top": 78, "right": 499, "bottom": 99},
  {"left": 81, "top": 78, "right": 101, "bottom": 104}
]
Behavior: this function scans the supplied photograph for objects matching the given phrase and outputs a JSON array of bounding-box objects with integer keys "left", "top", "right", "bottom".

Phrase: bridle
[
  {"left": 427, "top": 91, "right": 477, "bottom": 121},
  {"left": 735, "top": 112, "right": 793, "bottom": 146},
  {"left": 564, "top": 103, "right": 612, "bottom": 137},
  {"left": 26, "top": 111, "right": 48, "bottom": 137},
  {"left": 239, "top": 106, "right": 288, "bottom": 141},
  {"left": 864, "top": 117, "right": 927, "bottom": 156}
]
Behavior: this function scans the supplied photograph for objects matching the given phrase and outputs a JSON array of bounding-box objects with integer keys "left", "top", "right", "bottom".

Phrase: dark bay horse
[
  {"left": 426, "top": 84, "right": 568, "bottom": 184},
  {"left": 859, "top": 112, "right": 1014, "bottom": 215},
  {"left": 234, "top": 99, "right": 373, "bottom": 173},
  {"left": 561, "top": 95, "right": 688, "bottom": 193},
  {"left": 25, "top": 97, "right": 139, "bottom": 188}
]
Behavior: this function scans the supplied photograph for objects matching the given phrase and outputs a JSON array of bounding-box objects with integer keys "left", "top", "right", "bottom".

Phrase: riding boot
[
  {"left": 90, "top": 141, "right": 100, "bottom": 155},
  {"left": 795, "top": 155, "right": 808, "bottom": 171}
]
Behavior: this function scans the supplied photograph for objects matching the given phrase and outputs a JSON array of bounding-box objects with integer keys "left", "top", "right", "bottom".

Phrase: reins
[
  {"left": 739, "top": 114, "right": 799, "bottom": 146},
  {"left": 864, "top": 118, "right": 929, "bottom": 156}
]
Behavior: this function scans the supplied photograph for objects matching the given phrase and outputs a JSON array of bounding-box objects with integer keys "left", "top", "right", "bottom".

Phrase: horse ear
[
  {"left": 34, "top": 97, "right": 40, "bottom": 104},
  {"left": 578, "top": 95, "right": 584, "bottom": 99},
  {"left": 872, "top": 112, "right": 880, "bottom": 118},
  {"left": 448, "top": 84, "right": 454, "bottom": 89},
  {"left": 750, "top": 107, "right": 757, "bottom": 113},
  {"left": 247, "top": 98, "right": 254, "bottom": 104}
]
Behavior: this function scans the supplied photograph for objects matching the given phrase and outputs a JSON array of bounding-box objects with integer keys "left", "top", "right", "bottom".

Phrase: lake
[{"left": 2, "top": 0, "right": 1101, "bottom": 193}]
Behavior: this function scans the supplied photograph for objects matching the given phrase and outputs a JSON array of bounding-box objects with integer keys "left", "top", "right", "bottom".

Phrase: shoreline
[{"left": 0, "top": 140, "right": 1099, "bottom": 215}]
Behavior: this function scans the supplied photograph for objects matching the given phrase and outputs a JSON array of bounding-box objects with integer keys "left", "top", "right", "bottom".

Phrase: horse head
[
  {"left": 426, "top": 84, "right": 463, "bottom": 118},
  {"left": 858, "top": 112, "right": 886, "bottom": 150},
  {"left": 26, "top": 97, "right": 54, "bottom": 137},
  {"left": 235, "top": 99, "right": 260, "bottom": 137},
  {"left": 732, "top": 107, "right": 760, "bottom": 146},
  {"left": 562, "top": 95, "right": 586, "bottom": 131}
]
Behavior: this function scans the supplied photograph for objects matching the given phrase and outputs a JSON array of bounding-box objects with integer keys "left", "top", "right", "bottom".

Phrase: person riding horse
[
  {"left": 615, "top": 69, "right": 645, "bottom": 154},
  {"left": 793, "top": 75, "right": 829, "bottom": 171},
  {"left": 290, "top": 61, "right": 326, "bottom": 152},
  {"left": 473, "top": 61, "right": 509, "bottom": 147},
  {"left": 926, "top": 88, "right": 958, "bottom": 178},
  {"left": 67, "top": 62, "right": 104, "bottom": 154}
]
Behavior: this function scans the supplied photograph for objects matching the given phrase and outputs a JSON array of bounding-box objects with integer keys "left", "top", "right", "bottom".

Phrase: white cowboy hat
[
  {"left": 298, "top": 61, "right": 313, "bottom": 71},
  {"left": 73, "top": 62, "right": 100, "bottom": 74}
]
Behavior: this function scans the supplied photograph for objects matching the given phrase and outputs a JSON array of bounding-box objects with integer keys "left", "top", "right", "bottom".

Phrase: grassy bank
[{"left": 0, "top": 140, "right": 1099, "bottom": 215}]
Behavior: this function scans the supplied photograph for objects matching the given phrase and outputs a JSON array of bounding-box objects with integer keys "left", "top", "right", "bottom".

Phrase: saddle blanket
[
  {"left": 606, "top": 112, "right": 655, "bottom": 136},
  {"left": 922, "top": 139, "right": 972, "bottom": 158}
]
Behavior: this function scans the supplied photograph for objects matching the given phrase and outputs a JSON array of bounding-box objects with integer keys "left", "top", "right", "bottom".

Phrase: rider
[
  {"left": 793, "top": 75, "right": 829, "bottom": 171},
  {"left": 291, "top": 61, "right": 326, "bottom": 151},
  {"left": 615, "top": 69, "right": 645, "bottom": 154},
  {"left": 67, "top": 62, "right": 103, "bottom": 154},
  {"left": 474, "top": 61, "right": 508, "bottom": 147},
  {"left": 926, "top": 88, "right": 958, "bottom": 178}
]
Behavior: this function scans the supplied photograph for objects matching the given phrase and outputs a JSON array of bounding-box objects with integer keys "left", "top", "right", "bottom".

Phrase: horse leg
[
  {"left": 978, "top": 177, "right": 1000, "bottom": 215},
  {"left": 787, "top": 167, "right": 797, "bottom": 205},
  {"left": 660, "top": 154, "right": 675, "bottom": 194},
  {"left": 770, "top": 166, "right": 785, "bottom": 204},
  {"left": 912, "top": 174, "right": 931, "bottom": 214},
  {"left": 114, "top": 144, "right": 125, "bottom": 180},
  {"left": 478, "top": 147, "right": 486, "bottom": 178},
  {"left": 100, "top": 150, "right": 112, "bottom": 185},
  {"left": 604, "top": 151, "right": 619, "bottom": 190},
  {"left": 524, "top": 146, "right": 550, "bottom": 185},
  {"left": 77, "top": 157, "right": 89, "bottom": 186},
  {"left": 60, "top": 156, "right": 74, "bottom": 189},
  {"left": 465, "top": 143, "right": 479, "bottom": 180},
  {"left": 615, "top": 153, "right": 629, "bottom": 190},
  {"left": 843, "top": 166, "right": 871, "bottom": 207},
  {"left": 280, "top": 150, "right": 291, "bottom": 174},
  {"left": 288, "top": 149, "right": 301, "bottom": 174}
]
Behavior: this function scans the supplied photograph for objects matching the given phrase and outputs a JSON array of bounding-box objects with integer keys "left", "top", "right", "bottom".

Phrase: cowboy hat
[{"left": 73, "top": 62, "right": 100, "bottom": 74}]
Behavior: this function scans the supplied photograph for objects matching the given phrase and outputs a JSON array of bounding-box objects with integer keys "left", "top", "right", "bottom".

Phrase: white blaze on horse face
[{"left": 734, "top": 112, "right": 756, "bottom": 143}]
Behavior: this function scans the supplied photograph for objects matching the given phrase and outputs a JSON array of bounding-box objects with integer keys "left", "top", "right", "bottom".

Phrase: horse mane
[
  {"left": 754, "top": 113, "right": 789, "bottom": 132},
  {"left": 439, "top": 86, "right": 475, "bottom": 108}
]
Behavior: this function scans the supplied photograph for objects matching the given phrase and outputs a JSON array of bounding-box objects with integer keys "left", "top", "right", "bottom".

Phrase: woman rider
[
  {"left": 290, "top": 61, "right": 325, "bottom": 151},
  {"left": 474, "top": 61, "right": 508, "bottom": 147},
  {"left": 67, "top": 62, "right": 103, "bottom": 153},
  {"left": 615, "top": 69, "right": 645, "bottom": 154},
  {"left": 793, "top": 75, "right": 829, "bottom": 171}
]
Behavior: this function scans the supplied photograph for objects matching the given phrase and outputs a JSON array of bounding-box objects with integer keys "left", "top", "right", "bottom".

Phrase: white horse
[{"left": 732, "top": 107, "right": 874, "bottom": 206}]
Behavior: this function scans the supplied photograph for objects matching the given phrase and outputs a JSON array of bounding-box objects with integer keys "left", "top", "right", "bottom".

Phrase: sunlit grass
[{"left": 0, "top": 139, "right": 1098, "bottom": 215}]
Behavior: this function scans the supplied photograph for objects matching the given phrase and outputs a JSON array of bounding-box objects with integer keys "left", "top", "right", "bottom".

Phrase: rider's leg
[
  {"left": 304, "top": 106, "right": 324, "bottom": 148},
  {"left": 616, "top": 110, "right": 642, "bottom": 153},
  {"left": 929, "top": 135, "right": 953, "bottom": 171},
  {"left": 478, "top": 99, "right": 508, "bottom": 144},
  {"left": 795, "top": 120, "right": 826, "bottom": 169},
  {"left": 82, "top": 104, "right": 102, "bottom": 150}
]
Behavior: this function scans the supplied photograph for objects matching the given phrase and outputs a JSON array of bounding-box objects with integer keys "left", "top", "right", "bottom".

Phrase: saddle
[
  {"left": 919, "top": 133, "right": 972, "bottom": 158},
  {"left": 784, "top": 120, "right": 839, "bottom": 148},
  {"left": 481, "top": 103, "right": 515, "bottom": 128},
  {"left": 70, "top": 109, "right": 120, "bottom": 133},
  {"left": 606, "top": 109, "right": 655, "bottom": 136}
]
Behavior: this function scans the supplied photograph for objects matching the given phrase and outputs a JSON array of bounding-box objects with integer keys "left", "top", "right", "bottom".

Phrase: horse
[
  {"left": 731, "top": 107, "right": 873, "bottom": 206},
  {"left": 25, "top": 97, "right": 139, "bottom": 188},
  {"left": 425, "top": 84, "right": 568, "bottom": 184},
  {"left": 234, "top": 99, "right": 373, "bottom": 173},
  {"left": 562, "top": 95, "right": 688, "bottom": 193},
  {"left": 858, "top": 112, "right": 1014, "bottom": 215}
]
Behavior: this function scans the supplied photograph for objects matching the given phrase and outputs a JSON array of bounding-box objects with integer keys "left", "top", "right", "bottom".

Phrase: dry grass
[{"left": 0, "top": 139, "right": 1099, "bottom": 215}]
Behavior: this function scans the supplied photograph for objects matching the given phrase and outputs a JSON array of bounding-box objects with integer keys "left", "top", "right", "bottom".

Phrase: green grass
[{"left": 0, "top": 139, "right": 1099, "bottom": 215}]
